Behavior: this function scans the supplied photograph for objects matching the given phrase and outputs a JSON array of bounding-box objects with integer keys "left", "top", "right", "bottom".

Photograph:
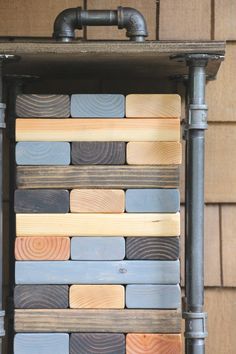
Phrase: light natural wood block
[
  {"left": 15, "top": 118, "right": 180, "bottom": 142},
  {"left": 127, "top": 142, "right": 182, "bottom": 165},
  {"left": 16, "top": 213, "right": 180, "bottom": 237},
  {"left": 70, "top": 189, "right": 125, "bottom": 213},
  {"left": 69, "top": 285, "right": 124, "bottom": 309},
  {"left": 126, "top": 94, "right": 181, "bottom": 118},
  {"left": 126, "top": 334, "right": 182, "bottom": 354}
]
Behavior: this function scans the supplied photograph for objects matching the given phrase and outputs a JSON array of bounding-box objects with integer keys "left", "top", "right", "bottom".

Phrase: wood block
[
  {"left": 126, "top": 285, "right": 181, "bottom": 309},
  {"left": 14, "top": 333, "right": 69, "bottom": 354},
  {"left": 71, "top": 94, "right": 125, "bottom": 117},
  {"left": 70, "top": 189, "right": 125, "bottom": 213},
  {"left": 16, "top": 213, "right": 180, "bottom": 237},
  {"left": 15, "top": 142, "right": 70, "bottom": 165},
  {"left": 214, "top": 0, "right": 236, "bottom": 40},
  {"left": 70, "top": 333, "right": 125, "bottom": 354},
  {"left": 126, "top": 94, "right": 181, "bottom": 118},
  {"left": 15, "top": 260, "right": 180, "bottom": 284},
  {"left": 14, "top": 285, "right": 68, "bottom": 309},
  {"left": 16, "top": 165, "right": 180, "bottom": 190},
  {"left": 127, "top": 142, "right": 182, "bottom": 165},
  {"left": 126, "top": 334, "right": 182, "bottom": 354},
  {"left": 72, "top": 142, "right": 126, "bottom": 165},
  {"left": 69, "top": 285, "right": 124, "bottom": 309},
  {"left": 16, "top": 94, "right": 70, "bottom": 117},
  {"left": 14, "top": 309, "right": 182, "bottom": 333},
  {"left": 71, "top": 237, "right": 125, "bottom": 260},
  {"left": 126, "top": 237, "right": 179, "bottom": 260},
  {"left": 15, "top": 237, "right": 70, "bottom": 261},
  {"left": 15, "top": 118, "right": 180, "bottom": 142},
  {"left": 126, "top": 189, "right": 180, "bottom": 213},
  {"left": 14, "top": 190, "right": 69, "bottom": 213}
]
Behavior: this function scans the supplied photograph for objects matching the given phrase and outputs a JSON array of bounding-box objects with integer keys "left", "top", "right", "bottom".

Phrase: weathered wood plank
[
  {"left": 14, "top": 285, "right": 68, "bottom": 309},
  {"left": 70, "top": 333, "right": 125, "bottom": 354},
  {"left": 14, "top": 190, "right": 69, "bottom": 213},
  {"left": 126, "top": 334, "right": 182, "bottom": 354},
  {"left": 125, "top": 189, "right": 180, "bottom": 213},
  {"left": 127, "top": 142, "right": 182, "bottom": 165},
  {"left": 69, "top": 285, "right": 125, "bottom": 309},
  {"left": 15, "top": 237, "right": 70, "bottom": 260},
  {"left": 71, "top": 237, "right": 125, "bottom": 260},
  {"left": 71, "top": 94, "right": 125, "bottom": 117},
  {"left": 14, "top": 309, "right": 182, "bottom": 333},
  {"left": 15, "top": 260, "right": 180, "bottom": 284},
  {"left": 126, "top": 285, "right": 181, "bottom": 309},
  {"left": 16, "top": 213, "right": 180, "bottom": 237},
  {"left": 70, "top": 189, "right": 125, "bottom": 213},
  {"left": 126, "top": 94, "right": 181, "bottom": 118},
  {"left": 15, "top": 142, "right": 71, "bottom": 165},
  {"left": 72, "top": 142, "right": 126, "bottom": 165},
  {"left": 15, "top": 118, "right": 180, "bottom": 142},
  {"left": 14, "top": 333, "right": 69, "bottom": 354},
  {"left": 126, "top": 237, "right": 180, "bottom": 260},
  {"left": 16, "top": 165, "right": 179, "bottom": 189},
  {"left": 16, "top": 94, "right": 70, "bottom": 117}
]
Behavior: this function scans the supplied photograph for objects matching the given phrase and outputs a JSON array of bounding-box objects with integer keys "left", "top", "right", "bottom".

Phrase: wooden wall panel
[{"left": 214, "top": 0, "right": 236, "bottom": 40}]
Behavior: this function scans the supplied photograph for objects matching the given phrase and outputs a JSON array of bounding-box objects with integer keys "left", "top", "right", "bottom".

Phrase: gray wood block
[
  {"left": 126, "top": 189, "right": 180, "bottom": 212},
  {"left": 14, "top": 190, "right": 69, "bottom": 213},
  {"left": 71, "top": 237, "right": 125, "bottom": 260},
  {"left": 15, "top": 260, "right": 180, "bottom": 285},
  {"left": 71, "top": 94, "right": 125, "bottom": 117},
  {"left": 14, "top": 333, "right": 69, "bottom": 354},
  {"left": 126, "top": 285, "right": 181, "bottom": 309},
  {"left": 16, "top": 142, "right": 70, "bottom": 165}
]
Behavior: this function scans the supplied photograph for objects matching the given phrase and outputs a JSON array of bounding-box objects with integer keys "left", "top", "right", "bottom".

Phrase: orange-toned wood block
[
  {"left": 15, "top": 237, "right": 70, "bottom": 260},
  {"left": 126, "top": 333, "right": 182, "bottom": 354},
  {"left": 70, "top": 189, "right": 125, "bottom": 213}
]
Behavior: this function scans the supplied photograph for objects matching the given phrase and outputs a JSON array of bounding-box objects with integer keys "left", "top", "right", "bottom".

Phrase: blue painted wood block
[
  {"left": 14, "top": 333, "right": 69, "bottom": 354},
  {"left": 126, "top": 189, "right": 180, "bottom": 213},
  {"left": 71, "top": 94, "right": 125, "bottom": 117},
  {"left": 15, "top": 260, "right": 180, "bottom": 285},
  {"left": 16, "top": 142, "right": 70, "bottom": 165},
  {"left": 71, "top": 237, "right": 125, "bottom": 260},
  {"left": 126, "top": 285, "right": 181, "bottom": 309}
]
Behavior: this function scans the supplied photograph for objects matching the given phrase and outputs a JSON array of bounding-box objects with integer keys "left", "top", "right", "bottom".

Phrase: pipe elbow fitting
[
  {"left": 53, "top": 7, "right": 81, "bottom": 41},
  {"left": 118, "top": 7, "right": 148, "bottom": 41}
]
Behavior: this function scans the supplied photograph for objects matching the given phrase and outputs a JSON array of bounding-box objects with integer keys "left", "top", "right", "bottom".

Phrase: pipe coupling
[
  {"left": 188, "top": 103, "right": 208, "bottom": 130},
  {"left": 183, "top": 311, "right": 208, "bottom": 339}
]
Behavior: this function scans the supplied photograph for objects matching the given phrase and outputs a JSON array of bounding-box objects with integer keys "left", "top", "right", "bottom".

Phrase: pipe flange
[
  {"left": 183, "top": 311, "right": 208, "bottom": 339},
  {"left": 170, "top": 53, "right": 224, "bottom": 63}
]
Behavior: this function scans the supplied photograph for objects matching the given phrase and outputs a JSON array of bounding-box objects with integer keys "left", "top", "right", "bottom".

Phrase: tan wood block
[
  {"left": 126, "top": 334, "right": 182, "bottom": 354},
  {"left": 127, "top": 142, "right": 182, "bottom": 165},
  {"left": 15, "top": 119, "right": 180, "bottom": 142},
  {"left": 70, "top": 189, "right": 125, "bottom": 213},
  {"left": 126, "top": 94, "right": 181, "bottom": 118},
  {"left": 69, "top": 285, "right": 124, "bottom": 309},
  {"left": 16, "top": 213, "right": 180, "bottom": 237}
]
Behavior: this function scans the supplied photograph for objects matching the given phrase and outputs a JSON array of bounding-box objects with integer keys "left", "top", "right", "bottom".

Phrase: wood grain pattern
[
  {"left": 14, "top": 190, "right": 69, "bottom": 213},
  {"left": 16, "top": 94, "right": 70, "bottom": 117},
  {"left": 16, "top": 213, "right": 180, "bottom": 237},
  {"left": 214, "top": 0, "right": 236, "bottom": 40},
  {"left": 70, "top": 333, "right": 125, "bottom": 354},
  {"left": 16, "top": 165, "right": 180, "bottom": 189},
  {"left": 127, "top": 142, "right": 182, "bottom": 165},
  {"left": 126, "top": 334, "right": 182, "bottom": 354},
  {"left": 14, "top": 285, "right": 68, "bottom": 309},
  {"left": 126, "top": 94, "right": 181, "bottom": 118},
  {"left": 126, "top": 237, "right": 180, "bottom": 260},
  {"left": 15, "top": 237, "right": 70, "bottom": 260},
  {"left": 69, "top": 285, "right": 124, "bottom": 309},
  {"left": 15, "top": 260, "right": 180, "bottom": 285},
  {"left": 14, "top": 309, "right": 182, "bottom": 333},
  {"left": 72, "top": 142, "right": 126, "bottom": 165},
  {"left": 15, "top": 118, "right": 180, "bottom": 142},
  {"left": 70, "top": 189, "right": 125, "bottom": 213}
]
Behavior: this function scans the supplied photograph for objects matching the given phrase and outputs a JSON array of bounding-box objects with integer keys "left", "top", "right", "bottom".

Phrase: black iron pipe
[{"left": 53, "top": 6, "right": 148, "bottom": 42}]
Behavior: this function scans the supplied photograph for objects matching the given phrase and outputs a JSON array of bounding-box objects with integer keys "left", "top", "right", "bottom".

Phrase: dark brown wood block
[
  {"left": 70, "top": 333, "right": 125, "bottom": 354},
  {"left": 16, "top": 166, "right": 179, "bottom": 189},
  {"left": 14, "top": 285, "right": 68, "bottom": 309},
  {"left": 72, "top": 142, "right": 126, "bottom": 165},
  {"left": 126, "top": 237, "right": 180, "bottom": 260}
]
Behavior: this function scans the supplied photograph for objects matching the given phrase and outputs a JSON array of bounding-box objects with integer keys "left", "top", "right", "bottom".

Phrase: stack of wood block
[{"left": 14, "top": 93, "right": 182, "bottom": 354}]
